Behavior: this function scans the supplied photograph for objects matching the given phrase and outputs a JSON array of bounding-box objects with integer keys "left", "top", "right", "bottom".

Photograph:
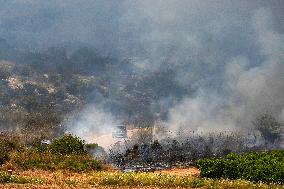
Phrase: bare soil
[{"left": 156, "top": 167, "right": 200, "bottom": 176}]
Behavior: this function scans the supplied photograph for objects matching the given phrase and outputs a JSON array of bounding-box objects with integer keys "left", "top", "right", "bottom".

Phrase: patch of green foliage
[
  {"left": 9, "top": 148, "right": 101, "bottom": 172},
  {"left": 0, "top": 171, "right": 44, "bottom": 184},
  {"left": 197, "top": 150, "right": 284, "bottom": 184},
  {"left": 6, "top": 135, "right": 101, "bottom": 172},
  {"left": 85, "top": 143, "right": 99, "bottom": 150},
  {"left": 48, "top": 134, "right": 87, "bottom": 155}
]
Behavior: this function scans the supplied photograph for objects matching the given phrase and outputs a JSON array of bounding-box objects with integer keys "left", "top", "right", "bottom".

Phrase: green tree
[{"left": 48, "top": 134, "right": 86, "bottom": 155}]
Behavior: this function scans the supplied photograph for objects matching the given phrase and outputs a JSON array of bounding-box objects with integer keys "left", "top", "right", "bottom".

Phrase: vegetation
[
  {"left": 0, "top": 133, "right": 282, "bottom": 188},
  {"left": 0, "top": 134, "right": 101, "bottom": 172},
  {"left": 0, "top": 40, "right": 190, "bottom": 132},
  {"left": 109, "top": 127, "right": 277, "bottom": 167},
  {"left": 0, "top": 171, "right": 283, "bottom": 189},
  {"left": 48, "top": 134, "right": 86, "bottom": 155},
  {"left": 9, "top": 149, "right": 101, "bottom": 172},
  {"left": 0, "top": 171, "right": 43, "bottom": 184},
  {"left": 197, "top": 150, "right": 284, "bottom": 184},
  {"left": 0, "top": 133, "right": 23, "bottom": 166}
]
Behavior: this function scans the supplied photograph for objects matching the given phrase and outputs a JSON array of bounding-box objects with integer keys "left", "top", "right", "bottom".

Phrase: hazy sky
[{"left": 0, "top": 0, "right": 283, "bottom": 52}]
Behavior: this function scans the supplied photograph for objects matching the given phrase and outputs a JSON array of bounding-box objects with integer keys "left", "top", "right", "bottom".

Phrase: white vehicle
[{"left": 112, "top": 125, "right": 127, "bottom": 138}]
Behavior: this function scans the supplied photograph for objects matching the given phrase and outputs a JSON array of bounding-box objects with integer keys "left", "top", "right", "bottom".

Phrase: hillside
[{"left": 0, "top": 38, "right": 190, "bottom": 139}]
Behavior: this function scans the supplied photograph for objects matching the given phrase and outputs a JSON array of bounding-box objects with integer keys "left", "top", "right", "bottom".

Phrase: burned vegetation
[{"left": 108, "top": 118, "right": 283, "bottom": 170}]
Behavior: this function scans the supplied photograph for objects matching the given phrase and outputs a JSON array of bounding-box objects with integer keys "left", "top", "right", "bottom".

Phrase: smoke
[
  {"left": 167, "top": 8, "right": 284, "bottom": 133},
  {"left": 0, "top": 1, "right": 283, "bottom": 140},
  {"left": 65, "top": 105, "right": 117, "bottom": 143}
]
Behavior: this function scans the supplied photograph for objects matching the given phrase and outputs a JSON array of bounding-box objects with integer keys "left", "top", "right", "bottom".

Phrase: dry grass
[
  {"left": 0, "top": 170, "right": 282, "bottom": 189},
  {"left": 0, "top": 185, "right": 177, "bottom": 189}
]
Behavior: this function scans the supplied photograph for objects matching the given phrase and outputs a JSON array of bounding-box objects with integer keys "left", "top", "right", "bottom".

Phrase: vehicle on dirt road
[{"left": 112, "top": 125, "right": 127, "bottom": 138}]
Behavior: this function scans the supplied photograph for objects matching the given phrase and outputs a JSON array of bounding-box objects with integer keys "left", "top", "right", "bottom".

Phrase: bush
[
  {"left": 85, "top": 143, "right": 99, "bottom": 151},
  {"left": 48, "top": 134, "right": 86, "bottom": 155},
  {"left": 197, "top": 150, "right": 284, "bottom": 184},
  {"left": 0, "top": 133, "right": 22, "bottom": 165},
  {"left": 1, "top": 134, "right": 102, "bottom": 172},
  {"left": 8, "top": 148, "right": 101, "bottom": 172}
]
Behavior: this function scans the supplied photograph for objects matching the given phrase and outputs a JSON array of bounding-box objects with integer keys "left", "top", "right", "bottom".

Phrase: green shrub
[
  {"left": 85, "top": 143, "right": 99, "bottom": 151},
  {"left": 9, "top": 148, "right": 101, "bottom": 172},
  {"left": 48, "top": 134, "right": 86, "bottom": 155},
  {"left": 197, "top": 150, "right": 284, "bottom": 184}
]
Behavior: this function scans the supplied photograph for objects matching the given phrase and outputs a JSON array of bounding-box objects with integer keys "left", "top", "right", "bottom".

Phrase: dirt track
[{"left": 157, "top": 167, "right": 200, "bottom": 176}]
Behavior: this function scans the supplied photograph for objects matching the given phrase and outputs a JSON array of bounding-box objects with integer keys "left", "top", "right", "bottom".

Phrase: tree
[
  {"left": 253, "top": 114, "right": 282, "bottom": 145},
  {"left": 48, "top": 134, "right": 86, "bottom": 155}
]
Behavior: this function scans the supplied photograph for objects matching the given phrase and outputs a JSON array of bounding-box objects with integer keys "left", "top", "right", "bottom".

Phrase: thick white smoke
[
  {"left": 65, "top": 105, "right": 117, "bottom": 143},
  {"left": 167, "top": 8, "right": 284, "bottom": 133},
  {"left": 64, "top": 3, "right": 283, "bottom": 140}
]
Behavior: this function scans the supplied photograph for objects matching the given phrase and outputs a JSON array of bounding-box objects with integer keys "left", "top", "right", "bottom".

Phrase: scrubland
[{"left": 0, "top": 132, "right": 283, "bottom": 188}]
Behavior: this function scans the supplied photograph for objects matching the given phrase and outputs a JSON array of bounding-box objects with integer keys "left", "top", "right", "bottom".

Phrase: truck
[{"left": 112, "top": 125, "right": 127, "bottom": 138}]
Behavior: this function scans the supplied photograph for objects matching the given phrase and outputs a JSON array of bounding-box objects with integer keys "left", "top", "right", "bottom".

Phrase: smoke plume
[
  {"left": 0, "top": 1, "right": 283, "bottom": 140},
  {"left": 65, "top": 105, "right": 117, "bottom": 143}
]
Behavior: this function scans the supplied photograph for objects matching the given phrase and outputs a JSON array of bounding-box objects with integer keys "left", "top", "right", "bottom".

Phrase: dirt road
[{"left": 157, "top": 167, "right": 200, "bottom": 176}]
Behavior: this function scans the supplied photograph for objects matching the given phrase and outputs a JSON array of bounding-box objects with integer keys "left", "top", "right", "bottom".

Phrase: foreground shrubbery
[
  {"left": 197, "top": 150, "right": 284, "bottom": 184},
  {"left": 0, "top": 171, "right": 282, "bottom": 189},
  {"left": 8, "top": 149, "right": 101, "bottom": 172},
  {"left": 48, "top": 134, "right": 87, "bottom": 155},
  {"left": 0, "top": 134, "right": 102, "bottom": 172}
]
